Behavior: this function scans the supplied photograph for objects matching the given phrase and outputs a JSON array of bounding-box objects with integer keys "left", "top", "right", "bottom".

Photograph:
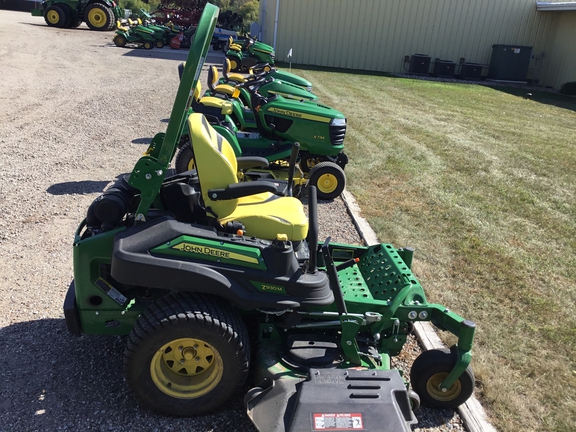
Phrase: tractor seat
[
  {"left": 228, "top": 36, "right": 242, "bottom": 52},
  {"left": 116, "top": 20, "right": 129, "bottom": 32},
  {"left": 189, "top": 113, "right": 308, "bottom": 241},
  {"left": 207, "top": 65, "right": 239, "bottom": 99},
  {"left": 222, "top": 58, "right": 248, "bottom": 84},
  {"left": 192, "top": 82, "right": 234, "bottom": 118}
]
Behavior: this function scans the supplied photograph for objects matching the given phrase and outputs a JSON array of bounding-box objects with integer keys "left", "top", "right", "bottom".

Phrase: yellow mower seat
[
  {"left": 223, "top": 58, "right": 249, "bottom": 84},
  {"left": 194, "top": 82, "right": 234, "bottom": 115},
  {"left": 189, "top": 113, "right": 308, "bottom": 241},
  {"left": 228, "top": 36, "right": 242, "bottom": 51},
  {"left": 207, "top": 65, "right": 240, "bottom": 99}
]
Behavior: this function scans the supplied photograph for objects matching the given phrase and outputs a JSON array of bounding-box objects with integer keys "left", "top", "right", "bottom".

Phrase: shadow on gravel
[
  {"left": 0, "top": 319, "right": 256, "bottom": 431},
  {"left": 131, "top": 137, "right": 152, "bottom": 145},
  {"left": 119, "top": 47, "right": 224, "bottom": 64},
  {"left": 47, "top": 180, "right": 111, "bottom": 195}
]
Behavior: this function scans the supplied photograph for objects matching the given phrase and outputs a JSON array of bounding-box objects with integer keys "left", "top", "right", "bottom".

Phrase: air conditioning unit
[
  {"left": 433, "top": 59, "right": 456, "bottom": 78},
  {"left": 409, "top": 54, "right": 431, "bottom": 75}
]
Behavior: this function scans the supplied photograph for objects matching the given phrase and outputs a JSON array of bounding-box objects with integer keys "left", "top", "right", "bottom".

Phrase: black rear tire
[
  {"left": 113, "top": 34, "right": 127, "bottom": 48},
  {"left": 44, "top": 5, "right": 68, "bottom": 28},
  {"left": 175, "top": 141, "right": 196, "bottom": 173},
  {"left": 124, "top": 293, "right": 250, "bottom": 416},
  {"left": 84, "top": 3, "right": 113, "bottom": 31}
]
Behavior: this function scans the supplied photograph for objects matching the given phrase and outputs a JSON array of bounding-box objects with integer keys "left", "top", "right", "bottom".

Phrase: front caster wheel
[
  {"left": 124, "top": 293, "right": 250, "bottom": 416},
  {"left": 410, "top": 348, "right": 475, "bottom": 409},
  {"left": 307, "top": 161, "right": 346, "bottom": 200}
]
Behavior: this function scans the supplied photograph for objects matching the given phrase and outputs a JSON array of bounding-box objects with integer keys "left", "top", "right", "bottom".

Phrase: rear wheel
[
  {"left": 143, "top": 41, "right": 153, "bottom": 50},
  {"left": 124, "top": 293, "right": 250, "bottom": 416},
  {"left": 84, "top": 3, "right": 113, "bottom": 31},
  {"left": 44, "top": 5, "right": 67, "bottom": 28},
  {"left": 307, "top": 161, "right": 346, "bottom": 200},
  {"left": 410, "top": 348, "right": 475, "bottom": 409},
  {"left": 155, "top": 40, "right": 165, "bottom": 48},
  {"left": 113, "top": 34, "right": 127, "bottom": 48},
  {"left": 175, "top": 141, "right": 196, "bottom": 173}
]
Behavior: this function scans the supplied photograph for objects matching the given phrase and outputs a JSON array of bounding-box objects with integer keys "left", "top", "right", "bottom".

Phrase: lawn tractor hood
[{"left": 246, "top": 367, "right": 416, "bottom": 432}]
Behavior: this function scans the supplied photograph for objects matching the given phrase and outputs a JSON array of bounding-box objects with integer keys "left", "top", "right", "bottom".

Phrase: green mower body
[
  {"left": 32, "top": 0, "right": 121, "bottom": 30},
  {"left": 226, "top": 35, "right": 275, "bottom": 72},
  {"left": 175, "top": 73, "right": 347, "bottom": 199},
  {"left": 68, "top": 5, "right": 477, "bottom": 431}
]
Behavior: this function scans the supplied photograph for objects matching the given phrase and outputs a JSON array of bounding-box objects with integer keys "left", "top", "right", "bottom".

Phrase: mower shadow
[
  {"left": 46, "top": 180, "right": 111, "bottom": 195},
  {"left": 131, "top": 137, "right": 153, "bottom": 145},
  {"left": 118, "top": 46, "right": 225, "bottom": 64},
  {"left": 0, "top": 318, "right": 256, "bottom": 431}
]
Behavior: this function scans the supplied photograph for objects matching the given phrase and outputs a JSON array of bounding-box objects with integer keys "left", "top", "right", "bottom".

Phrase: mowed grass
[{"left": 290, "top": 67, "right": 576, "bottom": 431}]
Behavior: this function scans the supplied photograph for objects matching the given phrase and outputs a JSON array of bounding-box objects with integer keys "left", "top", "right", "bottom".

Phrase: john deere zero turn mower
[{"left": 66, "top": 5, "right": 476, "bottom": 431}]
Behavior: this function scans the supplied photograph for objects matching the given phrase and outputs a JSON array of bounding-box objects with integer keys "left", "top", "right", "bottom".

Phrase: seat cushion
[{"left": 219, "top": 194, "right": 308, "bottom": 241}]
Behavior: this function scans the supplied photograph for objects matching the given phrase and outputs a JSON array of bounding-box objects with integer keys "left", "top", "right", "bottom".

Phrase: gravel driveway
[{"left": 0, "top": 11, "right": 465, "bottom": 432}]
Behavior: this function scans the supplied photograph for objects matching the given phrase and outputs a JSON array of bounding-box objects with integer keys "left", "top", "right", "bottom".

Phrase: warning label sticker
[{"left": 312, "top": 413, "right": 364, "bottom": 430}]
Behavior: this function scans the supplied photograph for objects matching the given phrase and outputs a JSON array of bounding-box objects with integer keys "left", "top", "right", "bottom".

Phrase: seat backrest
[
  {"left": 188, "top": 113, "right": 238, "bottom": 218},
  {"left": 207, "top": 65, "right": 218, "bottom": 92}
]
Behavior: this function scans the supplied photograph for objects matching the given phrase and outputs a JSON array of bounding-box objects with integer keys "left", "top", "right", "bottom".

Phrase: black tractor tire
[
  {"left": 175, "top": 141, "right": 196, "bottom": 174},
  {"left": 84, "top": 3, "right": 114, "bottom": 31},
  {"left": 44, "top": 5, "right": 68, "bottom": 28},
  {"left": 113, "top": 34, "right": 127, "bottom": 48},
  {"left": 155, "top": 40, "right": 165, "bottom": 49},
  {"left": 143, "top": 41, "right": 153, "bottom": 50},
  {"left": 124, "top": 292, "right": 250, "bottom": 416},
  {"left": 409, "top": 348, "right": 475, "bottom": 409},
  {"left": 307, "top": 161, "right": 346, "bottom": 200},
  {"left": 69, "top": 14, "right": 83, "bottom": 28}
]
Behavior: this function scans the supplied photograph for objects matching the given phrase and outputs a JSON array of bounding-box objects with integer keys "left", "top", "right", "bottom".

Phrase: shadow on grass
[
  {"left": 486, "top": 86, "right": 576, "bottom": 113},
  {"left": 0, "top": 318, "right": 255, "bottom": 431}
]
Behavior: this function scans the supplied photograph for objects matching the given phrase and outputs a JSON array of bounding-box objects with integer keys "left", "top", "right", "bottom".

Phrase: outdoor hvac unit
[
  {"left": 409, "top": 54, "right": 431, "bottom": 75},
  {"left": 488, "top": 44, "right": 532, "bottom": 82},
  {"left": 460, "top": 63, "right": 483, "bottom": 80},
  {"left": 433, "top": 59, "right": 456, "bottom": 77}
]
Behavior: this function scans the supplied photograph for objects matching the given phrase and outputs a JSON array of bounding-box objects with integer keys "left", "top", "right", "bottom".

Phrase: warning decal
[{"left": 312, "top": 413, "right": 364, "bottom": 430}]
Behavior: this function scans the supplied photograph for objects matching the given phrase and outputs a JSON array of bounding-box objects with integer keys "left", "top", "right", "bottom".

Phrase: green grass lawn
[{"left": 289, "top": 67, "right": 576, "bottom": 432}]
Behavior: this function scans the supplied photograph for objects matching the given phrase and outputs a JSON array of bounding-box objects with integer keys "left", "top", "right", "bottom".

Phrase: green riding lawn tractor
[
  {"left": 32, "top": 0, "right": 122, "bottom": 30},
  {"left": 175, "top": 63, "right": 348, "bottom": 200},
  {"left": 225, "top": 34, "right": 276, "bottom": 72},
  {"left": 66, "top": 5, "right": 477, "bottom": 431}
]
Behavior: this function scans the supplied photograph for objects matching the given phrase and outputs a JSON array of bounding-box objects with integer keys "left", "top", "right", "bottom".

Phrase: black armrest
[
  {"left": 208, "top": 181, "right": 281, "bottom": 200},
  {"left": 236, "top": 156, "right": 269, "bottom": 170}
]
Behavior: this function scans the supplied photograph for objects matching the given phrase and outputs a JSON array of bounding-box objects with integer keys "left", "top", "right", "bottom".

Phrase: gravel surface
[{"left": 0, "top": 11, "right": 465, "bottom": 432}]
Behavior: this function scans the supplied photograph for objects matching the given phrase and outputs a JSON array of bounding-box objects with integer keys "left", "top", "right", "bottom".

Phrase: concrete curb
[{"left": 340, "top": 190, "right": 496, "bottom": 432}]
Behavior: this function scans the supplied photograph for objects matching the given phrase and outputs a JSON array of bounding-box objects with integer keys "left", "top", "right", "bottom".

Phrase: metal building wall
[
  {"left": 539, "top": 11, "right": 576, "bottom": 89},
  {"left": 259, "top": 0, "right": 565, "bottom": 87}
]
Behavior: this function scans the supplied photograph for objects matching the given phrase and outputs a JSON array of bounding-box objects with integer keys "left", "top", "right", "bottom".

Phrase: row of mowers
[
  {"left": 112, "top": 15, "right": 194, "bottom": 50},
  {"left": 66, "top": 4, "right": 477, "bottom": 431},
  {"left": 174, "top": 58, "right": 348, "bottom": 200}
]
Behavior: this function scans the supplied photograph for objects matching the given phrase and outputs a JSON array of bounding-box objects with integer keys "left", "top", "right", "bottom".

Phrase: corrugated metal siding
[
  {"left": 259, "top": 0, "right": 571, "bottom": 88},
  {"left": 541, "top": 12, "right": 576, "bottom": 88}
]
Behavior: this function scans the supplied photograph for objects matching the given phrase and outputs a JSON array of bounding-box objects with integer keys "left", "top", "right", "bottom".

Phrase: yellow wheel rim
[
  {"left": 144, "top": 42, "right": 152, "bottom": 49},
  {"left": 46, "top": 10, "right": 60, "bottom": 25},
  {"left": 425, "top": 372, "right": 462, "bottom": 402},
  {"left": 187, "top": 158, "right": 196, "bottom": 171},
  {"left": 316, "top": 173, "right": 338, "bottom": 194},
  {"left": 87, "top": 9, "right": 106, "bottom": 27},
  {"left": 230, "top": 59, "right": 238, "bottom": 70},
  {"left": 151, "top": 338, "right": 223, "bottom": 399}
]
